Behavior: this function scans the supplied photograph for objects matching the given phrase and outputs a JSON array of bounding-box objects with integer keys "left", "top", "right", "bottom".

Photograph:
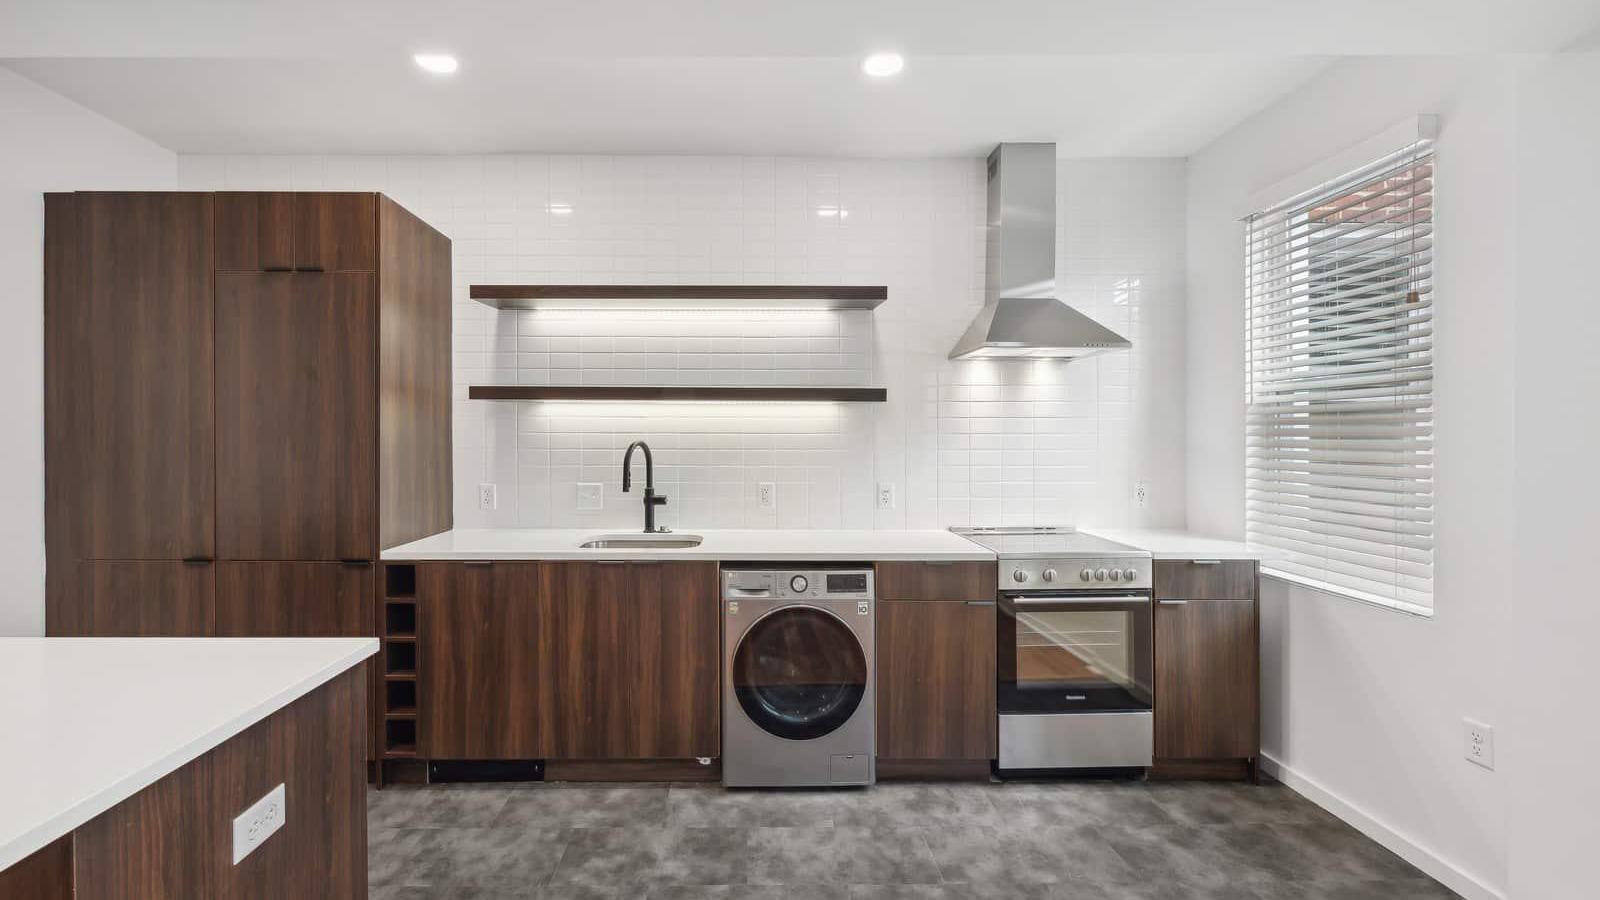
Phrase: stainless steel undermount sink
[{"left": 579, "top": 533, "right": 704, "bottom": 550}]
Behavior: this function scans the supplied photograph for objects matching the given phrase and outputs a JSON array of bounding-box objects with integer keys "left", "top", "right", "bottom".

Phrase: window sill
[{"left": 1261, "top": 568, "right": 1434, "bottom": 619}]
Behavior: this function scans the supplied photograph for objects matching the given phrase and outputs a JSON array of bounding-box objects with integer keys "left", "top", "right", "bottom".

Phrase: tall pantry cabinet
[{"left": 44, "top": 191, "right": 452, "bottom": 643}]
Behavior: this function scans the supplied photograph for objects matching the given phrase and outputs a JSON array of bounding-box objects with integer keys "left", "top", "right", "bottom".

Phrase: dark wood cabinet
[
  {"left": 215, "top": 273, "right": 376, "bottom": 560},
  {"left": 215, "top": 191, "right": 294, "bottom": 272},
  {"left": 45, "top": 192, "right": 216, "bottom": 563},
  {"left": 59, "top": 560, "right": 216, "bottom": 637},
  {"left": 877, "top": 599, "right": 996, "bottom": 761},
  {"left": 420, "top": 561, "right": 719, "bottom": 762},
  {"left": 876, "top": 561, "right": 995, "bottom": 601},
  {"left": 294, "top": 193, "right": 376, "bottom": 272},
  {"left": 215, "top": 562, "right": 371, "bottom": 637},
  {"left": 1153, "top": 560, "right": 1260, "bottom": 773}
]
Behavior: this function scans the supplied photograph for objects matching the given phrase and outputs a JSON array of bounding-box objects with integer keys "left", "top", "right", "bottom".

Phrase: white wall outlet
[
  {"left": 232, "top": 783, "right": 286, "bottom": 865},
  {"left": 876, "top": 482, "right": 896, "bottom": 510},
  {"left": 1464, "top": 718, "right": 1495, "bottom": 770},
  {"left": 576, "top": 482, "right": 603, "bottom": 511},
  {"left": 477, "top": 482, "right": 498, "bottom": 511},
  {"left": 757, "top": 482, "right": 775, "bottom": 510},
  {"left": 1134, "top": 481, "right": 1149, "bottom": 509}
]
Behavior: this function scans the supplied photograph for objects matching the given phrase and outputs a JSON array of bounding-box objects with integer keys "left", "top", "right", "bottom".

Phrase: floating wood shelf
[
  {"left": 469, "top": 283, "right": 887, "bottom": 310},
  {"left": 469, "top": 385, "right": 888, "bottom": 402}
]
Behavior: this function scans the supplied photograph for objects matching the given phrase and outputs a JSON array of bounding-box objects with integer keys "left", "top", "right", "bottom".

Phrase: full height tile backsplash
[{"left": 179, "top": 154, "right": 1187, "bottom": 532}]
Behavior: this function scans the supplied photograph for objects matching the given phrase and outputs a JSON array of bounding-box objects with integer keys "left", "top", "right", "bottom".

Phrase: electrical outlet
[
  {"left": 232, "top": 783, "right": 286, "bottom": 864},
  {"left": 757, "top": 482, "right": 775, "bottom": 510},
  {"left": 1464, "top": 718, "right": 1495, "bottom": 770},
  {"left": 576, "top": 482, "right": 603, "bottom": 511},
  {"left": 477, "top": 482, "right": 498, "bottom": 511},
  {"left": 876, "top": 482, "right": 896, "bottom": 510},
  {"left": 1134, "top": 481, "right": 1148, "bottom": 509}
]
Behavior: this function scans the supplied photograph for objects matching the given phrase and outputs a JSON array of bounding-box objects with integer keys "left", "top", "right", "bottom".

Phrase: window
[{"left": 1244, "top": 140, "right": 1434, "bottom": 614}]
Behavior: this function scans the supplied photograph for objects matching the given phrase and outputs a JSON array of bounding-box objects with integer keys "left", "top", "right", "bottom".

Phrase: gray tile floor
[{"left": 368, "top": 778, "right": 1461, "bottom": 900}]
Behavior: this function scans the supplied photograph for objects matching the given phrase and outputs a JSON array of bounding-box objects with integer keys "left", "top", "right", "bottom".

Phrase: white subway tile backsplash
[{"left": 183, "top": 153, "right": 1186, "bottom": 532}]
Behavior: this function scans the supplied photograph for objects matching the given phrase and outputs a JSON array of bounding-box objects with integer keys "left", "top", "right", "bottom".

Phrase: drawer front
[
  {"left": 1154, "top": 559, "right": 1258, "bottom": 601},
  {"left": 875, "top": 562, "right": 996, "bottom": 601}
]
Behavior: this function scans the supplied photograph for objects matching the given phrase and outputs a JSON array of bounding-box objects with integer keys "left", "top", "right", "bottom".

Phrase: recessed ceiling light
[
  {"left": 413, "top": 53, "right": 459, "bottom": 75},
  {"left": 861, "top": 53, "right": 904, "bottom": 78}
]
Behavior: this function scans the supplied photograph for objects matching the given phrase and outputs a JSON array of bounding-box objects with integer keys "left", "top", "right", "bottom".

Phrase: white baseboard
[{"left": 1258, "top": 754, "right": 1507, "bottom": 900}]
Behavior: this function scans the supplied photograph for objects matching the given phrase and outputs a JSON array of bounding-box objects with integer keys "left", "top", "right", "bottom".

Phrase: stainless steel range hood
[{"left": 949, "top": 143, "right": 1131, "bottom": 360}]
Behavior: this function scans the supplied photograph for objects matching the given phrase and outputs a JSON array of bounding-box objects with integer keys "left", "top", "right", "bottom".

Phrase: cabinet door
[
  {"left": 215, "top": 561, "right": 371, "bottom": 637},
  {"left": 877, "top": 599, "right": 996, "bottom": 760},
  {"left": 539, "top": 562, "right": 719, "bottom": 760},
  {"left": 64, "top": 560, "right": 215, "bottom": 636},
  {"left": 65, "top": 193, "right": 216, "bottom": 561},
  {"left": 294, "top": 193, "right": 376, "bottom": 272},
  {"left": 1154, "top": 598, "right": 1258, "bottom": 759},
  {"left": 215, "top": 192, "right": 294, "bottom": 272},
  {"left": 216, "top": 273, "right": 376, "bottom": 560},
  {"left": 420, "top": 562, "right": 544, "bottom": 759}
]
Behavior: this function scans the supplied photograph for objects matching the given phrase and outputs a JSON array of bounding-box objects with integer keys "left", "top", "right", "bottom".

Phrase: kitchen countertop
[
  {"left": 1083, "top": 528, "right": 1264, "bottom": 560},
  {"left": 381, "top": 528, "right": 995, "bottom": 562},
  {"left": 0, "top": 637, "right": 377, "bottom": 874}
]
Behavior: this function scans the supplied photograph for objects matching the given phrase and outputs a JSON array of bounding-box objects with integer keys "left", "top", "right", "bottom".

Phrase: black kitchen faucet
[{"left": 622, "top": 440, "right": 669, "bottom": 533}]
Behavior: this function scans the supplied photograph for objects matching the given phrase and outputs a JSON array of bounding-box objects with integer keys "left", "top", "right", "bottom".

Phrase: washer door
[{"left": 732, "top": 606, "right": 867, "bottom": 741}]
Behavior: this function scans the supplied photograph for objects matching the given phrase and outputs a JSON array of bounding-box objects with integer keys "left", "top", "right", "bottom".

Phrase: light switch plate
[
  {"left": 576, "top": 482, "right": 603, "bottom": 511},
  {"left": 232, "top": 783, "right": 286, "bottom": 864}
]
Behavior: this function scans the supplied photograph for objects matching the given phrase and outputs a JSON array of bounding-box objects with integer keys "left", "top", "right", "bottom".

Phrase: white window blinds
[{"left": 1244, "top": 140, "right": 1435, "bottom": 614}]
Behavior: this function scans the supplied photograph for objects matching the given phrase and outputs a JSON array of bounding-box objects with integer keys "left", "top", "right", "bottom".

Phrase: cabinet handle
[
  {"left": 182, "top": 556, "right": 213, "bottom": 565},
  {"left": 964, "top": 600, "right": 996, "bottom": 607},
  {"left": 340, "top": 559, "right": 373, "bottom": 568},
  {"left": 1159, "top": 599, "right": 1188, "bottom": 605},
  {"left": 263, "top": 265, "right": 293, "bottom": 272},
  {"left": 462, "top": 560, "right": 494, "bottom": 568},
  {"left": 1190, "top": 559, "right": 1223, "bottom": 566},
  {"left": 594, "top": 560, "right": 629, "bottom": 566}
]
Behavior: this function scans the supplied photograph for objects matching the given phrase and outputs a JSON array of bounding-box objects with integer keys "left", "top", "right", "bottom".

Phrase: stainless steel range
[{"left": 952, "top": 526, "right": 1154, "bottom": 773}]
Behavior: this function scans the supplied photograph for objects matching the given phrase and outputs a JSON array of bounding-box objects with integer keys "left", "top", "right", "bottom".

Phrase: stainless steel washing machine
[{"left": 721, "top": 566, "right": 875, "bottom": 787}]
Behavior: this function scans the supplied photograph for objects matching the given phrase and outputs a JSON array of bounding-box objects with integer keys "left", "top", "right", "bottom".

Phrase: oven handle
[{"left": 1006, "top": 593, "right": 1150, "bottom": 607}]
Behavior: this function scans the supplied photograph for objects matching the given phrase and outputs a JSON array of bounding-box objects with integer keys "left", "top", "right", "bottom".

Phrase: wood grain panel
[
  {"left": 1153, "top": 559, "right": 1258, "bottom": 601},
  {"left": 43, "top": 193, "right": 86, "bottom": 633},
  {"left": 1154, "top": 598, "right": 1259, "bottom": 760},
  {"left": 543, "top": 759, "right": 721, "bottom": 782},
  {"left": 420, "top": 562, "right": 545, "bottom": 759},
  {"left": 216, "top": 273, "right": 375, "bottom": 560},
  {"left": 215, "top": 562, "right": 371, "bottom": 637},
  {"left": 294, "top": 193, "right": 375, "bottom": 272},
  {"left": 71, "top": 669, "right": 366, "bottom": 900},
  {"left": 876, "top": 600, "right": 996, "bottom": 760},
  {"left": 377, "top": 195, "right": 453, "bottom": 549},
  {"left": 60, "top": 560, "right": 215, "bottom": 637},
  {"left": 214, "top": 192, "right": 294, "bottom": 272},
  {"left": 875, "top": 562, "right": 996, "bottom": 601},
  {"left": 0, "top": 836, "right": 73, "bottom": 899}
]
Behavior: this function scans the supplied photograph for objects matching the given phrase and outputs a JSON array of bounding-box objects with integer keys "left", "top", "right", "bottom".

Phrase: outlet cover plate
[
  {"left": 477, "top": 482, "right": 498, "bottom": 511},
  {"left": 757, "top": 482, "right": 775, "bottom": 510},
  {"left": 876, "top": 482, "right": 896, "bottom": 510},
  {"left": 232, "top": 783, "right": 286, "bottom": 864},
  {"left": 1464, "top": 718, "right": 1495, "bottom": 770}
]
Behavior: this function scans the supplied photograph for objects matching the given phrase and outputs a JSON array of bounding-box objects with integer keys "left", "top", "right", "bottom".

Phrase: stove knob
[
  {"left": 1042, "top": 568, "right": 1058, "bottom": 583},
  {"left": 1109, "top": 569, "right": 1123, "bottom": 582},
  {"left": 1012, "top": 569, "right": 1029, "bottom": 583},
  {"left": 1095, "top": 568, "right": 1109, "bottom": 582},
  {"left": 1080, "top": 568, "right": 1094, "bottom": 582},
  {"left": 1123, "top": 568, "right": 1140, "bottom": 582}
]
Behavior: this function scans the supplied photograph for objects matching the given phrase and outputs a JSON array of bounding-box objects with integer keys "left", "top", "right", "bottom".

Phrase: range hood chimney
[{"left": 949, "top": 143, "right": 1131, "bottom": 360}]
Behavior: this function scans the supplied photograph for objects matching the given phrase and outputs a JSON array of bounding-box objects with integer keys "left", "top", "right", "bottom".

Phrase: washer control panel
[{"left": 723, "top": 567, "right": 875, "bottom": 601}]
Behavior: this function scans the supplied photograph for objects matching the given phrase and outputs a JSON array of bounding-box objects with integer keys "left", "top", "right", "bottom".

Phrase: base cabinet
[
  {"left": 876, "top": 599, "right": 997, "bottom": 761},
  {"left": 420, "top": 561, "right": 719, "bottom": 762},
  {"left": 1152, "top": 560, "right": 1259, "bottom": 772}
]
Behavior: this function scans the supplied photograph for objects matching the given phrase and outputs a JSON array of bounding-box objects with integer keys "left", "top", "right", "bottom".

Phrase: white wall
[
  {"left": 179, "top": 154, "right": 1188, "bottom": 533},
  {"left": 0, "top": 66, "right": 176, "bottom": 636},
  {"left": 1186, "top": 57, "right": 1519, "bottom": 897},
  {"left": 1508, "top": 42, "right": 1600, "bottom": 900}
]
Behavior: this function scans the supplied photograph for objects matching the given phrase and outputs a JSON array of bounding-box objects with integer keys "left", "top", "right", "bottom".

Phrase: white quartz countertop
[
  {"left": 1083, "top": 528, "right": 1264, "bottom": 560},
  {"left": 0, "top": 637, "right": 377, "bottom": 874},
  {"left": 382, "top": 528, "right": 994, "bottom": 562}
]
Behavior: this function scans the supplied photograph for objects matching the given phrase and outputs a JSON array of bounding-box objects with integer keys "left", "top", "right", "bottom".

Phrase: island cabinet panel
[
  {"left": 1153, "top": 559, "right": 1260, "bottom": 771},
  {"left": 58, "top": 560, "right": 216, "bottom": 637},
  {"left": 875, "top": 562, "right": 995, "bottom": 601},
  {"left": 70, "top": 668, "right": 366, "bottom": 900},
  {"left": 215, "top": 562, "right": 371, "bottom": 637},
  {"left": 537, "top": 561, "right": 721, "bottom": 761},
  {"left": 44, "top": 192, "right": 216, "bottom": 563},
  {"left": 876, "top": 598, "right": 997, "bottom": 761},
  {"left": 419, "top": 562, "right": 545, "bottom": 760},
  {"left": 215, "top": 272, "right": 377, "bottom": 560}
]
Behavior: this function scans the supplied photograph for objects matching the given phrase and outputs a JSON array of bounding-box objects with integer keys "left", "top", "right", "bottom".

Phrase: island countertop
[
  {"left": 380, "top": 528, "right": 996, "bottom": 562},
  {"left": 0, "top": 637, "right": 377, "bottom": 874}
]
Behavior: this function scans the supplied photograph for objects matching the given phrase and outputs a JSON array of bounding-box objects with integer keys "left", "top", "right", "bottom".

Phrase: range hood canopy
[{"left": 949, "top": 142, "right": 1131, "bottom": 360}]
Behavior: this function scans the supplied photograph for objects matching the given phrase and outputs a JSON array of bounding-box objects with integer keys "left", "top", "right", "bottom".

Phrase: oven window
[{"left": 999, "top": 600, "right": 1153, "bottom": 713}]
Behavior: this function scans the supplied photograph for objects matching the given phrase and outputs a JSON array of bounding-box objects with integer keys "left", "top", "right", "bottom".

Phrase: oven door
[{"left": 998, "top": 592, "right": 1153, "bottom": 715}]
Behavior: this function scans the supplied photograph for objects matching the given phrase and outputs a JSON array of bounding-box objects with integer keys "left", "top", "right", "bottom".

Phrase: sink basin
[{"left": 579, "top": 533, "right": 704, "bottom": 550}]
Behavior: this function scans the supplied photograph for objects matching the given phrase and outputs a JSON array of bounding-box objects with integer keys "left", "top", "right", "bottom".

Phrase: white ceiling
[{"left": 3, "top": 0, "right": 1597, "bottom": 157}]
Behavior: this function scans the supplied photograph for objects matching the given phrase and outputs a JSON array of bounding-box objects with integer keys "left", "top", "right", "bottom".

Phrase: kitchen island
[{"left": 0, "top": 637, "right": 376, "bottom": 898}]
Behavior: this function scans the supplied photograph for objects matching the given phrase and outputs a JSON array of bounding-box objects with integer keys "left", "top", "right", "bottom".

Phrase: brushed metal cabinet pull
[
  {"left": 1159, "top": 599, "right": 1189, "bottom": 605},
  {"left": 462, "top": 560, "right": 494, "bottom": 568},
  {"left": 964, "top": 600, "right": 996, "bottom": 607},
  {"left": 1191, "top": 559, "right": 1223, "bottom": 565}
]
